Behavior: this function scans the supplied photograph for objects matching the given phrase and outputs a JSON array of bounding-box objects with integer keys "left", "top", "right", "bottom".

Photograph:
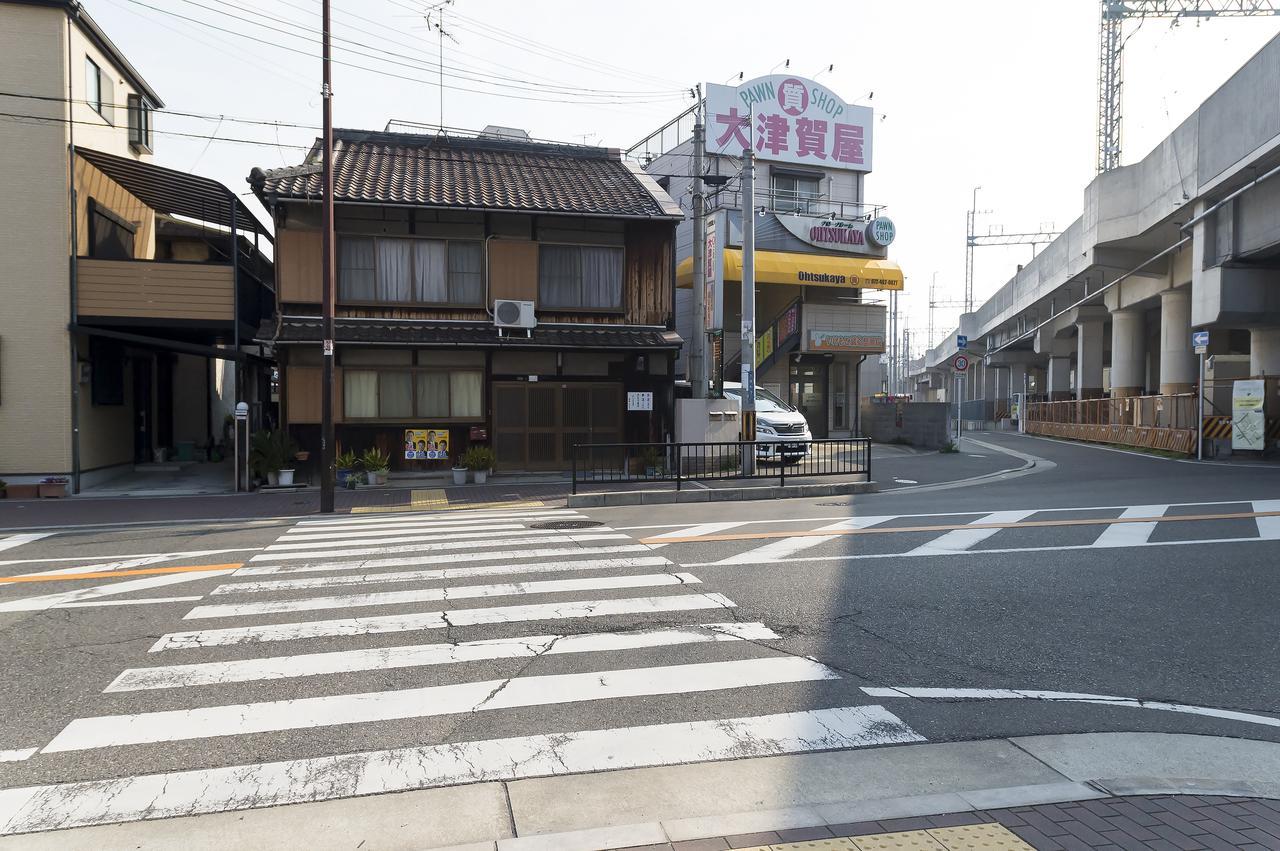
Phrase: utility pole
[
  {"left": 690, "top": 86, "right": 708, "bottom": 399},
  {"left": 964, "top": 186, "right": 980, "bottom": 315},
  {"left": 319, "top": 0, "right": 336, "bottom": 513},
  {"left": 888, "top": 289, "right": 898, "bottom": 394},
  {"left": 740, "top": 146, "right": 756, "bottom": 471}
]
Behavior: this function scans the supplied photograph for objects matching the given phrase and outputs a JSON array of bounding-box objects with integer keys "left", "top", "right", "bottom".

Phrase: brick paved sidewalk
[{"left": 618, "top": 795, "right": 1280, "bottom": 851}]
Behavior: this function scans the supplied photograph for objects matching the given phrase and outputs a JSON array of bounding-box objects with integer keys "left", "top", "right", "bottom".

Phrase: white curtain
[
  {"left": 379, "top": 372, "right": 413, "bottom": 418},
  {"left": 538, "top": 245, "right": 581, "bottom": 308},
  {"left": 581, "top": 247, "right": 623, "bottom": 308},
  {"left": 413, "top": 240, "right": 448, "bottom": 302},
  {"left": 338, "top": 238, "right": 376, "bottom": 300},
  {"left": 449, "top": 242, "right": 483, "bottom": 305},
  {"left": 343, "top": 370, "right": 377, "bottom": 418},
  {"left": 450, "top": 371, "right": 483, "bottom": 418},
  {"left": 415, "top": 372, "right": 449, "bottom": 417},
  {"left": 376, "top": 239, "right": 412, "bottom": 302}
]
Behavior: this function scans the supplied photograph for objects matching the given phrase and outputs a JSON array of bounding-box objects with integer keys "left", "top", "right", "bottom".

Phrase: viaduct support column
[
  {"left": 1047, "top": 357, "right": 1072, "bottom": 400},
  {"left": 1250, "top": 328, "right": 1280, "bottom": 376},
  {"left": 1076, "top": 314, "right": 1105, "bottom": 399},
  {"left": 1110, "top": 309, "right": 1146, "bottom": 397},
  {"left": 1159, "top": 289, "right": 1196, "bottom": 394}
]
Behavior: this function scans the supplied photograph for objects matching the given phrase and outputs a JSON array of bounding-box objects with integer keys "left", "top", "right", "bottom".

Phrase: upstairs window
[
  {"left": 128, "top": 94, "right": 152, "bottom": 152},
  {"left": 87, "top": 199, "right": 135, "bottom": 260},
  {"left": 771, "top": 172, "right": 821, "bottom": 213},
  {"left": 338, "top": 236, "right": 483, "bottom": 305},
  {"left": 538, "top": 244, "right": 624, "bottom": 310},
  {"left": 85, "top": 56, "right": 113, "bottom": 124}
]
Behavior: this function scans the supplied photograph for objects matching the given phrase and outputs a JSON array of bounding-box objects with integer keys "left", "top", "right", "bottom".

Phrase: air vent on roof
[
  {"left": 481, "top": 125, "right": 530, "bottom": 140},
  {"left": 494, "top": 299, "right": 536, "bottom": 330}
]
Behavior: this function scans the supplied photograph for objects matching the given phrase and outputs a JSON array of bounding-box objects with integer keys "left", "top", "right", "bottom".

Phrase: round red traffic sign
[{"left": 953, "top": 354, "right": 970, "bottom": 372}]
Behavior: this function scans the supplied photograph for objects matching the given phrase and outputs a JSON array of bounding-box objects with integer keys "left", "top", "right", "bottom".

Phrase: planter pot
[
  {"left": 153, "top": 448, "right": 167, "bottom": 464},
  {"left": 452, "top": 467, "right": 468, "bottom": 485},
  {"left": 277, "top": 469, "right": 295, "bottom": 486},
  {"left": 473, "top": 469, "right": 488, "bottom": 485},
  {"left": 373, "top": 470, "right": 389, "bottom": 486},
  {"left": 8, "top": 484, "right": 39, "bottom": 500},
  {"left": 267, "top": 471, "right": 280, "bottom": 487},
  {"left": 39, "top": 483, "right": 68, "bottom": 499},
  {"left": 336, "top": 468, "right": 352, "bottom": 486}
]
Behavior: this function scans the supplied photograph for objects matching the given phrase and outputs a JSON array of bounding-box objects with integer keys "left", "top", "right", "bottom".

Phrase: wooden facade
[{"left": 77, "top": 258, "right": 234, "bottom": 321}]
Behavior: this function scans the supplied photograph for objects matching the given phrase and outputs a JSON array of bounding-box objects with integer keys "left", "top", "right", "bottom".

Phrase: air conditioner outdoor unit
[{"left": 493, "top": 299, "right": 536, "bottom": 330}]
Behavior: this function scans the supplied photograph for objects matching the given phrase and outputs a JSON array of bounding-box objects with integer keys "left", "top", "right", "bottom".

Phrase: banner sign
[
  {"left": 704, "top": 216, "right": 719, "bottom": 331},
  {"left": 706, "top": 75, "right": 873, "bottom": 172},
  {"left": 808, "top": 329, "right": 886, "bottom": 353},
  {"left": 405, "top": 428, "right": 450, "bottom": 460}
]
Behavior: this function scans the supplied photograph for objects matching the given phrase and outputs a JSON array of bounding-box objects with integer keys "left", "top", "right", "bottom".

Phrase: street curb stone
[{"left": 567, "top": 480, "right": 874, "bottom": 508}]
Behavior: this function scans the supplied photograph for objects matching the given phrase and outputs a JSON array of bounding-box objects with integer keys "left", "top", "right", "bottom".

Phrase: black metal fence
[{"left": 571, "top": 438, "right": 872, "bottom": 494}]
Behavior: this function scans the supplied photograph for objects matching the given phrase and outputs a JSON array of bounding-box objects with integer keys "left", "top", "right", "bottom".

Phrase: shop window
[
  {"left": 338, "top": 236, "right": 483, "bottom": 305},
  {"left": 771, "top": 172, "right": 821, "bottom": 213},
  {"left": 88, "top": 200, "right": 135, "bottom": 260},
  {"left": 346, "top": 368, "right": 483, "bottom": 419},
  {"left": 538, "top": 245, "right": 623, "bottom": 309}
]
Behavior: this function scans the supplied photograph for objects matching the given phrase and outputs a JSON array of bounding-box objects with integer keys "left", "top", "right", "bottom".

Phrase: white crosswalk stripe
[
  {"left": 4, "top": 505, "right": 923, "bottom": 836},
  {"left": 903, "top": 510, "right": 1035, "bottom": 556},
  {"left": 1090, "top": 505, "right": 1167, "bottom": 547}
]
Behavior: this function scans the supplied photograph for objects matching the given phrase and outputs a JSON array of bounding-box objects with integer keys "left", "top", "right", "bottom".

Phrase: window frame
[
  {"left": 87, "top": 198, "right": 136, "bottom": 260},
  {"left": 127, "top": 94, "right": 152, "bottom": 152},
  {"left": 336, "top": 234, "right": 485, "bottom": 308},
  {"left": 342, "top": 366, "right": 485, "bottom": 422},
  {"left": 536, "top": 241, "right": 626, "bottom": 313},
  {"left": 84, "top": 56, "right": 113, "bottom": 125},
  {"left": 770, "top": 170, "right": 823, "bottom": 214}
]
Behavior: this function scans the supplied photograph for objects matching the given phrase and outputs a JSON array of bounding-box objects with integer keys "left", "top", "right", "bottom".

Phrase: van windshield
[{"left": 723, "top": 387, "right": 793, "bottom": 413}]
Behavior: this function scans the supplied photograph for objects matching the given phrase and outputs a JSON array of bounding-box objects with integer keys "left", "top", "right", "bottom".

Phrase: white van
[{"left": 721, "top": 382, "right": 813, "bottom": 463}]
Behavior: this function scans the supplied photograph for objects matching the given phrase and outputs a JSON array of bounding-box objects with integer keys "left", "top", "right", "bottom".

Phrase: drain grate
[{"left": 530, "top": 520, "right": 604, "bottom": 530}]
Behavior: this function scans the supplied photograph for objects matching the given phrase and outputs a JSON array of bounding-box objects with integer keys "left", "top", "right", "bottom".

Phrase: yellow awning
[{"left": 677, "top": 249, "right": 903, "bottom": 291}]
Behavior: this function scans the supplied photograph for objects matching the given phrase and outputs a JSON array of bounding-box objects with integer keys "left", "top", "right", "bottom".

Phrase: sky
[{"left": 80, "top": 0, "right": 1280, "bottom": 355}]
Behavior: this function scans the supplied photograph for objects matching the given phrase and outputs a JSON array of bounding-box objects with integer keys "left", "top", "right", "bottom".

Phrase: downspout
[
  {"left": 67, "top": 13, "right": 82, "bottom": 493},
  {"left": 230, "top": 195, "right": 241, "bottom": 435},
  {"left": 854, "top": 354, "right": 866, "bottom": 437}
]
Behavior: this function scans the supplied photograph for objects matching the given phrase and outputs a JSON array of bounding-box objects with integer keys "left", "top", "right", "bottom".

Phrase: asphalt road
[{"left": 0, "top": 431, "right": 1277, "bottom": 834}]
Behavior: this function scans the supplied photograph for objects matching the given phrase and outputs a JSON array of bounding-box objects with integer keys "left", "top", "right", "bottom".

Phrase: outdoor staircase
[{"left": 722, "top": 298, "right": 803, "bottom": 382}]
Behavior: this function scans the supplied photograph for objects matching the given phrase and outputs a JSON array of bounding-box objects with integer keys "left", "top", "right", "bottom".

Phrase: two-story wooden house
[{"left": 251, "top": 127, "right": 683, "bottom": 472}]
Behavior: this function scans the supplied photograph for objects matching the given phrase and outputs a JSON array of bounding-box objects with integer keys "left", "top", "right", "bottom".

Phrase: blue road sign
[
  {"left": 957, "top": 335, "right": 968, "bottom": 350},
  {"left": 1192, "top": 330, "right": 1209, "bottom": 349}
]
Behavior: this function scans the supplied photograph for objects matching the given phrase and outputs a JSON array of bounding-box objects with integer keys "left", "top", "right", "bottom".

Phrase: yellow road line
[
  {"left": 640, "top": 509, "right": 1279, "bottom": 545},
  {"left": 0, "top": 563, "right": 244, "bottom": 584}
]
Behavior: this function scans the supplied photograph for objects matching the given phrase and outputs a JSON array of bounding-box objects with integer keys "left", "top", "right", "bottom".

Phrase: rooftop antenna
[{"left": 425, "top": 1, "right": 458, "bottom": 131}]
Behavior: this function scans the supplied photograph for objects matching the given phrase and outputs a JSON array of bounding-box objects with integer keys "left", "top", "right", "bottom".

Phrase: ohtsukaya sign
[
  {"left": 706, "top": 75, "right": 873, "bottom": 172},
  {"left": 776, "top": 214, "right": 869, "bottom": 254}
]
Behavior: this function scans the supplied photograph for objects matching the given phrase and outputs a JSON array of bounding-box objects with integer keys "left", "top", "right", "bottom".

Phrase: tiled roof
[
  {"left": 251, "top": 129, "right": 682, "bottom": 219},
  {"left": 261, "top": 317, "right": 681, "bottom": 350}
]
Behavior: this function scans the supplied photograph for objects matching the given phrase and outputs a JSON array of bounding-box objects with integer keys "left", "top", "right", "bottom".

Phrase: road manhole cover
[{"left": 530, "top": 520, "right": 603, "bottom": 530}]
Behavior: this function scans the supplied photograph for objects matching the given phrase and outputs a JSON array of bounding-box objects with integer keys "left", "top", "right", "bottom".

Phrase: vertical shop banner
[
  {"left": 704, "top": 216, "right": 720, "bottom": 331},
  {"left": 405, "top": 428, "right": 450, "bottom": 460},
  {"left": 1231, "top": 379, "right": 1265, "bottom": 451},
  {"left": 706, "top": 75, "right": 873, "bottom": 172}
]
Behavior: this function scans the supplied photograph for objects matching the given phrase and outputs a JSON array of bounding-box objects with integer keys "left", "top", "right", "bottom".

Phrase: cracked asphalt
[{"left": 0, "top": 431, "right": 1278, "bottom": 797}]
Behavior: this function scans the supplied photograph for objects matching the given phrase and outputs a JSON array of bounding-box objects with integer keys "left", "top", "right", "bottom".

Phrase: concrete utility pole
[
  {"left": 319, "top": 0, "right": 336, "bottom": 513},
  {"left": 690, "top": 87, "right": 708, "bottom": 399},
  {"left": 740, "top": 146, "right": 757, "bottom": 468}
]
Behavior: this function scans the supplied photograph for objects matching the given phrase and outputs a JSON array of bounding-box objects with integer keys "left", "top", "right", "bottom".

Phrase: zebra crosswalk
[{"left": 0, "top": 506, "right": 921, "bottom": 837}]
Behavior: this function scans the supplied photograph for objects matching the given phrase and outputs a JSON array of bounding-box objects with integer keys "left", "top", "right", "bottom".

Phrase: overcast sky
[{"left": 84, "top": 0, "right": 1280, "bottom": 351}]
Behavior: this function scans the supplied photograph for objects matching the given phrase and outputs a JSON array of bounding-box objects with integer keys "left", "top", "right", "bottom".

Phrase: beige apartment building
[{"left": 0, "top": 0, "right": 274, "bottom": 491}]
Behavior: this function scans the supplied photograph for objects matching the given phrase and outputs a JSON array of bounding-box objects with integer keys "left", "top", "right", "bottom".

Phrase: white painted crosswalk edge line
[
  {"left": 0, "top": 749, "right": 36, "bottom": 763},
  {"left": 184, "top": 573, "right": 703, "bottom": 620},
  {"left": 285, "top": 512, "right": 584, "bottom": 533},
  {"left": 0, "top": 570, "right": 238, "bottom": 613},
  {"left": 293, "top": 508, "right": 581, "bottom": 526},
  {"left": 279, "top": 522, "right": 529, "bottom": 542},
  {"left": 0, "top": 706, "right": 923, "bottom": 835},
  {"left": 151, "top": 592, "right": 738, "bottom": 651},
  {"left": 904, "top": 510, "right": 1035, "bottom": 556},
  {"left": 45, "top": 657, "right": 840, "bottom": 752},
  {"left": 0, "top": 533, "right": 53, "bottom": 554},
  {"left": 711, "top": 516, "right": 896, "bottom": 565},
  {"left": 1090, "top": 505, "right": 1167, "bottom": 548},
  {"left": 249, "top": 532, "right": 629, "bottom": 562},
  {"left": 264, "top": 527, "right": 611, "bottom": 552},
  {"left": 214, "top": 556, "right": 674, "bottom": 594},
  {"left": 235, "top": 544, "right": 654, "bottom": 576},
  {"left": 1253, "top": 500, "right": 1280, "bottom": 540},
  {"left": 108, "top": 623, "right": 780, "bottom": 691}
]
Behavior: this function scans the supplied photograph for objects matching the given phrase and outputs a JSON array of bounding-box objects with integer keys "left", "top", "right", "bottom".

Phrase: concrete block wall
[{"left": 858, "top": 401, "right": 951, "bottom": 449}]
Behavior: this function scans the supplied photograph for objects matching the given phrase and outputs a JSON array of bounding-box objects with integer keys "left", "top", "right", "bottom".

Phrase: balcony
[
  {"left": 710, "top": 188, "right": 884, "bottom": 222},
  {"left": 77, "top": 258, "right": 234, "bottom": 323}
]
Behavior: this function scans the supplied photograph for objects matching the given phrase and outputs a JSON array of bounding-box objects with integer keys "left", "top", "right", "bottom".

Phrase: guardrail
[
  {"left": 1025, "top": 394, "right": 1197, "bottom": 454},
  {"left": 571, "top": 438, "right": 871, "bottom": 494}
]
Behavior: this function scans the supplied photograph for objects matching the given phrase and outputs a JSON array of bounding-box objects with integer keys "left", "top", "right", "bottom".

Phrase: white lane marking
[
  {"left": 293, "top": 509, "right": 580, "bottom": 528},
  {"left": 1091, "top": 505, "right": 1167, "bottom": 548},
  {"left": 0, "top": 571, "right": 237, "bottom": 613},
  {"left": 681, "top": 534, "right": 1271, "bottom": 566},
  {"left": 108, "top": 623, "right": 780, "bottom": 691},
  {"left": 236, "top": 544, "right": 653, "bottom": 576},
  {"left": 184, "top": 573, "right": 702, "bottom": 620},
  {"left": 53, "top": 596, "right": 204, "bottom": 610},
  {"left": 286, "top": 512, "right": 583, "bottom": 533},
  {"left": 47, "top": 657, "right": 840, "bottom": 752},
  {"left": 710, "top": 516, "right": 896, "bottom": 565},
  {"left": 0, "top": 550, "right": 259, "bottom": 573},
  {"left": 152, "top": 593, "right": 737, "bottom": 651},
  {"left": 1253, "top": 499, "right": 1280, "bottom": 539},
  {"left": 279, "top": 522, "right": 529, "bottom": 542},
  {"left": 862, "top": 686, "right": 1280, "bottom": 729},
  {"left": 0, "top": 706, "right": 923, "bottom": 835},
  {"left": 646, "top": 522, "right": 751, "bottom": 542},
  {"left": 892, "top": 479, "right": 918, "bottom": 484},
  {"left": 0, "top": 533, "right": 53, "bottom": 554},
  {"left": 263, "top": 527, "right": 597, "bottom": 552},
  {"left": 214, "top": 556, "right": 674, "bottom": 594},
  {"left": 904, "top": 510, "right": 1035, "bottom": 556},
  {"left": 0, "top": 749, "right": 36, "bottom": 763},
  {"left": 250, "top": 532, "right": 629, "bottom": 562}
]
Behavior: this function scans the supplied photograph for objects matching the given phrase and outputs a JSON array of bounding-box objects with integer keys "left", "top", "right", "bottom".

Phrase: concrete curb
[
  {"left": 875, "top": 434, "right": 1054, "bottom": 495},
  {"left": 566, "top": 479, "right": 875, "bottom": 508}
]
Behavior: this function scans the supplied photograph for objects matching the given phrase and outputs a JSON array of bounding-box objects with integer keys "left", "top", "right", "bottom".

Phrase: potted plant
[
  {"left": 361, "top": 448, "right": 390, "bottom": 486},
  {"left": 249, "top": 429, "right": 298, "bottom": 487},
  {"left": 451, "top": 456, "right": 468, "bottom": 485},
  {"left": 462, "top": 446, "right": 496, "bottom": 484},
  {"left": 335, "top": 449, "right": 359, "bottom": 487},
  {"left": 38, "top": 476, "right": 69, "bottom": 498},
  {"left": 640, "top": 445, "right": 664, "bottom": 477}
]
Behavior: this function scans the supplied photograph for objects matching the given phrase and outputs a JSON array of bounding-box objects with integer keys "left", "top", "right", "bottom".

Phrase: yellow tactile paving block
[
  {"left": 847, "top": 829, "right": 949, "bottom": 850},
  {"left": 351, "top": 489, "right": 546, "bottom": 514},
  {"left": 771, "top": 839, "right": 857, "bottom": 850},
  {"left": 924, "top": 824, "right": 1033, "bottom": 850}
]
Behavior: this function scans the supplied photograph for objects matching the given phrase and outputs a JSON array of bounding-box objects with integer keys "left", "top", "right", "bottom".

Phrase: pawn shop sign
[{"left": 953, "top": 354, "right": 970, "bottom": 372}]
